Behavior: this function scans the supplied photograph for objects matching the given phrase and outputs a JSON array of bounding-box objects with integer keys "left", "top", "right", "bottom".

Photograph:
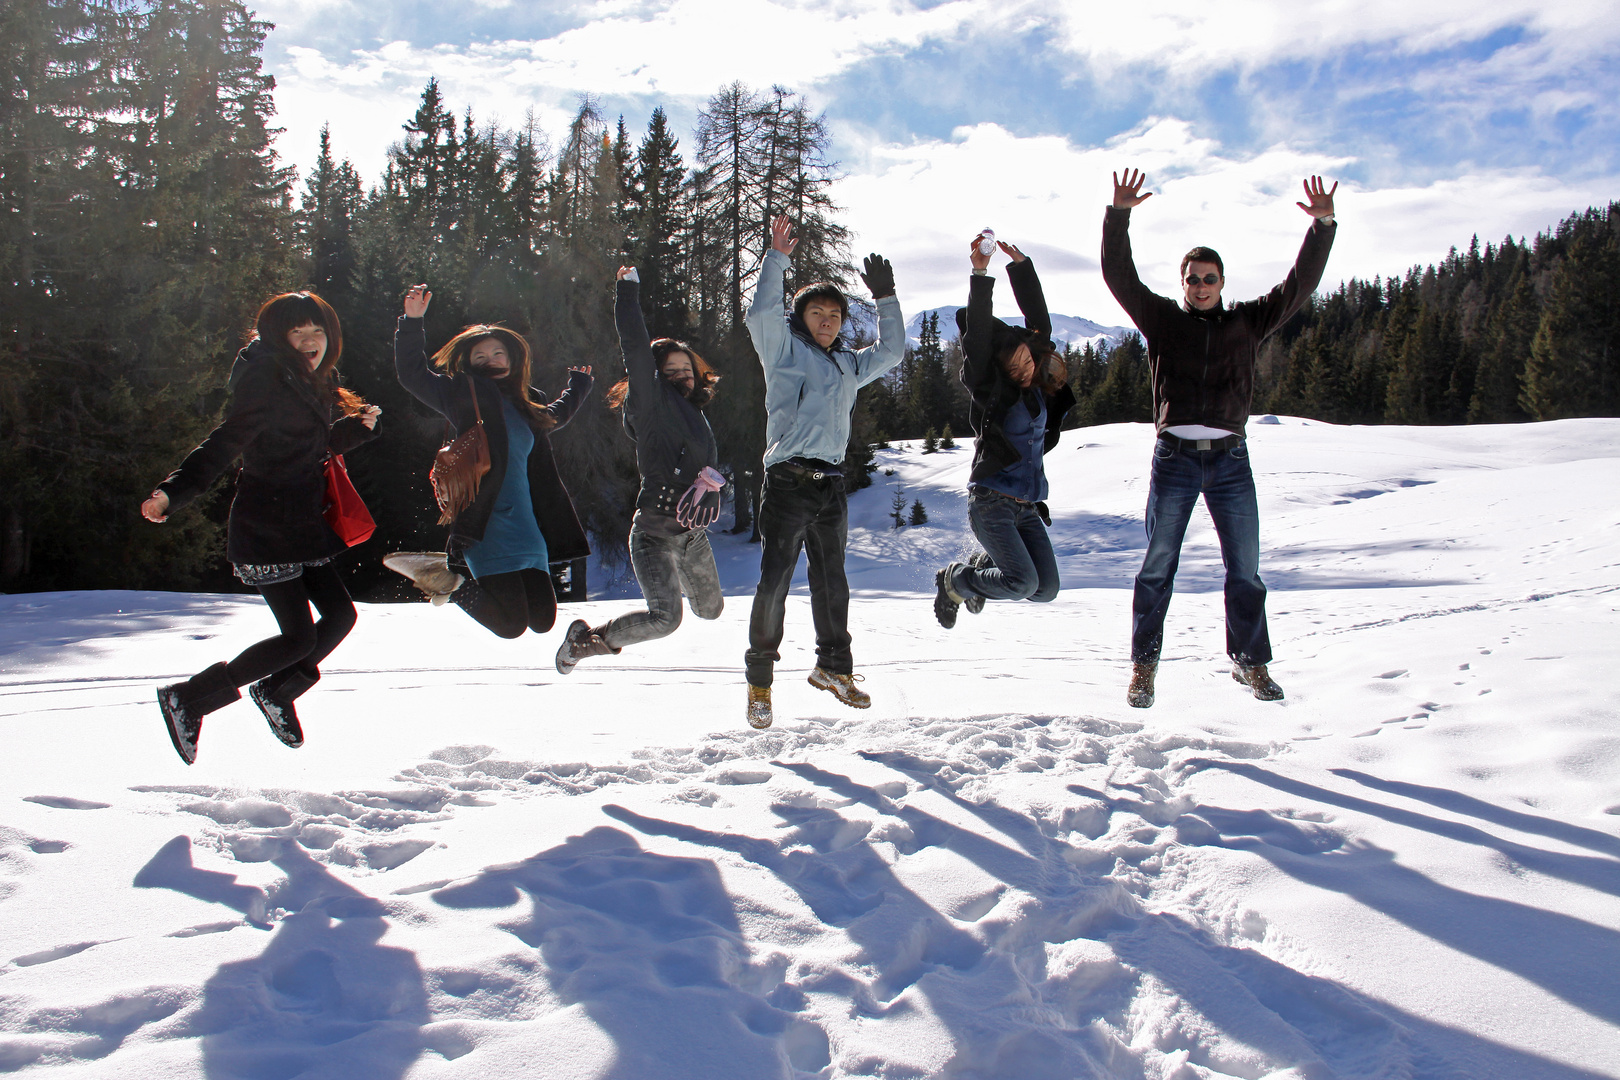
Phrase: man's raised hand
[
  {"left": 770, "top": 215, "right": 798, "bottom": 257},
  {"left": 1112, "top": 169, "right": 1152, "bottom": 210},
  {"left": 860, "top": 254, "right": 895, "bottom": 299},
  {"left": 1297, "top": 176, "right": 1338, "bottom": 219}
]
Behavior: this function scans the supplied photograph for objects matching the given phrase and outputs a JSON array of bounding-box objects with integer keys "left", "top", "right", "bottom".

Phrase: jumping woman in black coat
[
  {"left": 385, "top": 284, "right": 593, "bottom": 640},
  {"left": 932, "top": 234, "right": 1077, "bottom": 629},
  {"left": 143, "top": 291, "right": 381, "bottom": 764},
  {"left": 554, "top": 265, "right": 725, "bottom": 674}
]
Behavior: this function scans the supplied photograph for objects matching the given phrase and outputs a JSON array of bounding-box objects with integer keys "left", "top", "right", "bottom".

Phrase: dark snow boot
[
  {"left": 934, "top": 565, "right": 965, "bottom": 629},
  {"left": 250, "top": 668, "right": 318, "bottom": 748},
  {"left": 555, "top": 619, "right": 615, "bottom": 674},
  {"left": 157, "top": 662, "right": 240, "bottom": 765},
  {"left": 1233, "top": 662, "right": 1284, "bottom": 701},
  {"left": 962, "top": 552, "right": 992, "bottom": 615},
  {"left": 1127, "top": 661, "right": 1158, "bottom": 709}
]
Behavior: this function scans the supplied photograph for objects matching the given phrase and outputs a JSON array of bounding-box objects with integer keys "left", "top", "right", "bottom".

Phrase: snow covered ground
[{"left": 2, "top": 416, "right": 1618, "bottom": 1080}]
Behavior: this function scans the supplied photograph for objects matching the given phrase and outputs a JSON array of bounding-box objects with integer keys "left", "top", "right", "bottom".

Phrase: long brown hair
[
  {"left": 431, "top": 324, "right": 552, "bottom": 427},
  {"left": 253, "top": 291, "right": 366, "bottom": 414},
  {"left": 998, "top": 336, "right": 1067, "bottom": 395},
  {"left": 606, "top": 338, "right": 720, "bottom": 411}
]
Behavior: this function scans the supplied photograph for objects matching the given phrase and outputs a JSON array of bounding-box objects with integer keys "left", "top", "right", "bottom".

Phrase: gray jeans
[{"left": 598, "top": 521, "right": 724, "bottom": 650}]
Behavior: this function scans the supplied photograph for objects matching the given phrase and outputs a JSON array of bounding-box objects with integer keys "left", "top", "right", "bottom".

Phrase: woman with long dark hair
[
  {"left": 385, "top": 284, "right": 593, "bottom": 640},
  {"left": 142, "top": 291, "right": 382, "bottom": 764},
  {"left": 554, "top": 266, "right": 725, "bottom": 674},
  {"left": 932, "top": 234, "right": 1077, "bottom": 629}
]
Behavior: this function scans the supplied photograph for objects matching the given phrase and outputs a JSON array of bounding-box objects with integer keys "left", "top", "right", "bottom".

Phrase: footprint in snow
[
  {"left": 11, "top": 940, "right": 114, "bottom": 967},
  {"left": 22, "top": 795, "right": 111, "bottom": 810}
]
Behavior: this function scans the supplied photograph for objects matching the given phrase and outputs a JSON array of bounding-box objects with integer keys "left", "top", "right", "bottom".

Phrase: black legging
[
  {"left": 454, "top": 568, "right": 556, "bottom": 639},
  {"left": 224, "top": 562, "right": 357, "bottom": 688}
]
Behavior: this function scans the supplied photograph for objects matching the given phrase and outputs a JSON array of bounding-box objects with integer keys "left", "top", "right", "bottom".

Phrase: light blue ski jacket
[{"left": 746, "top": 248, "right": 905, "bottom": 468}]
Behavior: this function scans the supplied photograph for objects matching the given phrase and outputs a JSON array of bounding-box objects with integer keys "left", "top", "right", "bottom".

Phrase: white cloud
[
  {"left": 266, "top": 0, "right": 987, "bottom": 179},
  {"left": 836, "top": 119, "right": 1618, "bottom": 326},
  {"left": 1041, "top": 0, "right": 1620, "bottom": 74}
]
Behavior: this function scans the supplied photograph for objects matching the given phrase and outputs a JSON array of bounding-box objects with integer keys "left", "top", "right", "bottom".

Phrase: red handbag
[{"left": 323, "top": 454, "right": 375, "bottom": 546}]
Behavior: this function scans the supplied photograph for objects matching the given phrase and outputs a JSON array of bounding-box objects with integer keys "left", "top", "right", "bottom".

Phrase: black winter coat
[
  {"left": 157, "top": 340, "right": 381, "bottom": 565},
  {"left": 394, "top": 316, "right": 593, "bottom": 563},
  {"left": 955, "top": 259, "right": 1077, "bottom": 485},
  {"left": 615, "top": 279, "right": 718, "bottom": 522},
  {"left": 1102, "top": 206, "right": 1336, "bottom": 435}
]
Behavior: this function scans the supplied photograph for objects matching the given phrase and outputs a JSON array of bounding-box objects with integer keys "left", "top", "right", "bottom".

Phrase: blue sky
[{"left": 254, "top": 0, "right": 1620, "bottom": 324}]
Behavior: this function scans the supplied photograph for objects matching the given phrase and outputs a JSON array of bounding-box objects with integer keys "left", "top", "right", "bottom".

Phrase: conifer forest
[{"left": 3, "top": 0, "right": 1616, "bottom": 595}]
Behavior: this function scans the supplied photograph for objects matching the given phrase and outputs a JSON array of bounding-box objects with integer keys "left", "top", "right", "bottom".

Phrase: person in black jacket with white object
[
  {"left": 554, "top": 266, "right": 725, "bottom": 673},
  {"left": 933, "top": 234, "right": 1077, "bottom": 629},
  {"left": 384, "top": 284, "right": 593, "bottom": 640},
  {"left": 1102, "top": 169, "right": 1337, "bottom": 708},
  {"left": 142, "top": 291, "right": 382, "bottom": 765}
]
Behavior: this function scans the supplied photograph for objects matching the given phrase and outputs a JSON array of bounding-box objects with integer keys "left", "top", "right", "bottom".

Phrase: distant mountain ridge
[{"left": 904, "top": 306, "right": 1133, "bottom": 351}]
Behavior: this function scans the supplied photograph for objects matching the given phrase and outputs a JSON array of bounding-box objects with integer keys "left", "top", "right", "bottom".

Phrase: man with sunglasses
[{"left": 1102, "top": 169, "right": 1337, "bottom": 708}]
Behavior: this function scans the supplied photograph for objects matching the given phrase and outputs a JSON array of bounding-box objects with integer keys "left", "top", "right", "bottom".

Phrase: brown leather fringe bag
[{"left": 429, "top": 378, "right": 491, "bottom": 524}]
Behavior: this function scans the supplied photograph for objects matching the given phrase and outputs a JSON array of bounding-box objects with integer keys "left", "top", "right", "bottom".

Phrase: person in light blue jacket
[{"left": 742, "top": 215, "right": 905, "bottom": 729}]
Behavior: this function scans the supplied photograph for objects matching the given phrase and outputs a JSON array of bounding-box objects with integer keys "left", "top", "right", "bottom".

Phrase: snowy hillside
[
  {"left": 904, "top": 305, "right": 1133, "bottom": 352},
  {"left": 2, "top": 417, "right": 1619, "bottom": 1079}
]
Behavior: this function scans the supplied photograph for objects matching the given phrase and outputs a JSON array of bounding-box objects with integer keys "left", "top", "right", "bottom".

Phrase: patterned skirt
[{"left": 232, "top": 555, "right": 335, "bottom": 588}]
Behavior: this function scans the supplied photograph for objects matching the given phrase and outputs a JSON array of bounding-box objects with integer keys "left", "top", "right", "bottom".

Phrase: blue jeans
[
  {"left": 955, "top": 489, "right": 1060, "bottom": 603},
  {"left": 1132, "top": 436, "right": 1270, "bottom": 665}
]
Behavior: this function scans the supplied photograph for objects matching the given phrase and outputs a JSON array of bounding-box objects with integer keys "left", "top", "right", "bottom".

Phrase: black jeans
[
  {"left": 745, "top": 464, "right": 851, "bottom": 687},
  {"left": 456, "top": 568, "right": 557, "bottom": 639},
  {"left": 224, "top": 562, "right": 356, "bottom": 694}
]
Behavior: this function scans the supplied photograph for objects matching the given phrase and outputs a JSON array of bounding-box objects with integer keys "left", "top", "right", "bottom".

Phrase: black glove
[{"left": 860, "top": 253, "right": 895, "bottom": 299}]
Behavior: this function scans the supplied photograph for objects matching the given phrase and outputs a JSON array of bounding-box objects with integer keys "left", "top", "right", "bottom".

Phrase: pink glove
[{"left": 675, "top": 466, "right": 726, "bottom": 529}]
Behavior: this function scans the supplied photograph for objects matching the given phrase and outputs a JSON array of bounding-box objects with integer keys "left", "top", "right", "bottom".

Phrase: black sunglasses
[{"left": 1185, "top": 272, "right": 1220, "bottom": 286}]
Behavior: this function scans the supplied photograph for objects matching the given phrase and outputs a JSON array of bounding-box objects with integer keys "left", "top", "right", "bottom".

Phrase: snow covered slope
[
  {"left": 2, "top": 417, "right": 1618, "bottom": 1079},
  {"left": 904, "top": 304, "right": 1133, "bottom": 352}
]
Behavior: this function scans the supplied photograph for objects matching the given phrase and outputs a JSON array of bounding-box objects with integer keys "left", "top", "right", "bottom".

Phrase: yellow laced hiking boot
[
  {"left": 808, "top": 668, "right": 870, "bottom": 709},
  {"left": 747, "top": 685, "right": 773, "bottom": 730}
]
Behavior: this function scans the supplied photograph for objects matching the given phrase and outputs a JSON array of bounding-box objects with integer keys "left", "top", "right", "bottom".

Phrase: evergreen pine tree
[
  {"left": 908, "top": 499, "right": 928, "bottom": 526},
  {"left": 626, "top": 108, "right": 691, "bottom": 337}
]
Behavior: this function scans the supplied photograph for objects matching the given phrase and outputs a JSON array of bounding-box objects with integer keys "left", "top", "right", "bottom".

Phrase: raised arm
[
  {"left": 1100, "top": 169, "right": 1174, "bottom": 331},
  {"left": 394, "top": 283, "right": 455, "bottom": 417},
  {"left": 615, "top": 267, "right": 658, "bottom": 407},
  {"left": 745, "top": 216, "right": 796, "bottom": 370},
  {"left": 541, "top": 367, "right": 595, "bottom": 430},
  {"left": 1250, "top": 177, "right": 1338, "bottom": 339},
  {"left": 960, "top": 234, "right": 999, "bottom": 392},
  {"left": 853, "top": 252, "right": 904, "bottom": 386},
  {"left": 1000, "top": 243, "right": 1050, "bottom": 339}
]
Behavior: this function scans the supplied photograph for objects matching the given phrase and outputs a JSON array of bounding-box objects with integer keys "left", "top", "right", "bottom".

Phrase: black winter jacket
[
  {"left": 157, "top": 340, "right": 381, "bottom": 565},
  {"left": 394, "top": 316, "right": 593, "bottom": 563},
  {"left": 1102, "top": 206, "right": 1335, "bottom": 436},
  {"left": 955, "top": 259, "right": 1078, "bottom": 485},
  {"left": 615, "top": 279, "right": 718, "bottom": 523}
]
